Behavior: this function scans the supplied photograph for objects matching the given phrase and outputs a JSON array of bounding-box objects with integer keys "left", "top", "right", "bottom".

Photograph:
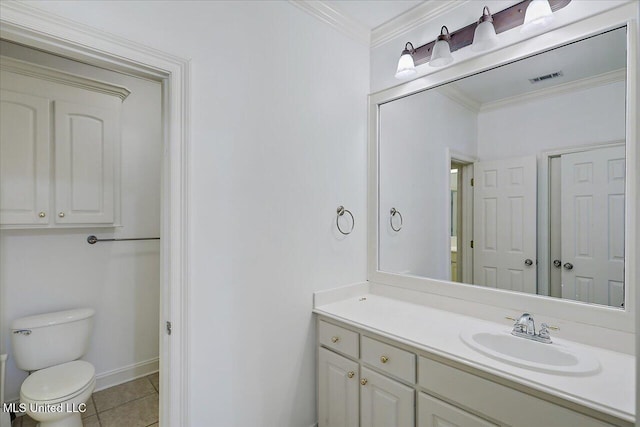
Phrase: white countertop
[{"left": 314, "top": 291, "right": 635, "bottom": 423}]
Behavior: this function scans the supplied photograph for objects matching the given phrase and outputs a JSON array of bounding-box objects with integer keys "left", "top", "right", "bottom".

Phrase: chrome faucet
[{"left": 511, "top": 313, "right": 552, "bottom": 344}]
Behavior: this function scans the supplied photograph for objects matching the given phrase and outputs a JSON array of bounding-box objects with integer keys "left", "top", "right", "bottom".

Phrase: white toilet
[{"left": 11, "top": 308, "right": 96, "bottom": 427}]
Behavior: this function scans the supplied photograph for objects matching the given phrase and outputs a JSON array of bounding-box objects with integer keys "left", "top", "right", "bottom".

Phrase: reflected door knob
[
  {"left": 563, "top": 262, "right": 574, "bottom": 270},
  {"left": 524, "top": 259, "right": 533, "bottom": 266}
]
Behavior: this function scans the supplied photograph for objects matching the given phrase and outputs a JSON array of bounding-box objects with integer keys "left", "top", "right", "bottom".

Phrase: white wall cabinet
[
  {"left": 317, "top": 316, "right": 627, "bottom": 427},
  {"left": 0, "top": 57, "right": 127, "bottom": 228}
]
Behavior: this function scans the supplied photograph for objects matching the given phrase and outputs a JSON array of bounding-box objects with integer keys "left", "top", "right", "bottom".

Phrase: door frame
[
  {"left": 540, "top": 140, "right": 624, "bottom": 305},
  {"left": 0, "top": 3, "right": 191, "bottom": 427}
]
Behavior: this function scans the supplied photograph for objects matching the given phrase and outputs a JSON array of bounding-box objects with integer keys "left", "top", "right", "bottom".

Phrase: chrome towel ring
[
  {"left": 336, "top": 206, "right": 355, "bottom": 235},
  {"left": 390, "top": 208, "right": 403, "bottom": 232}
]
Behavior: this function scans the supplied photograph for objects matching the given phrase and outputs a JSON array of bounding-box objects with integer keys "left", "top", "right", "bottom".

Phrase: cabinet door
[
  {"left": 418, "top": 392, "right": 497, "bottom": 427},
  {"left": 54, "top": 100, "right": 118, "bottom": 224},
  {"left": 360, "top": 367, "right": 414, "bottom": 427},
  {"left": 0, "top": 90, "right": 50, "bottom": 225},
  {"left": 318, "top": 348, "right": 359, "bottom": 427}
]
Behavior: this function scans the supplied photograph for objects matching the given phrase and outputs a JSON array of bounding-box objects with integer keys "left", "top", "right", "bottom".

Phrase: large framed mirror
[{"left": 368, "top": 6, "right": 637, "bottom": 331}]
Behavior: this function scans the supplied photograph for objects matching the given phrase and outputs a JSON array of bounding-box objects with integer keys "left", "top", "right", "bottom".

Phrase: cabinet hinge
[
  {"left": 470, "top": 240, "right": 474, "bottom": 249},
  {"left": 166, "top": 321, "right": 172, "bottom": 335},
  {"left": 470, "top": 178, "right": 474, "bottom": 186}
]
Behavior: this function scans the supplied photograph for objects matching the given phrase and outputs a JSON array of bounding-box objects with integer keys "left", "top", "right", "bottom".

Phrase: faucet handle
[{"left": 538, "top": 323, "right": 551, "bottom": 339}]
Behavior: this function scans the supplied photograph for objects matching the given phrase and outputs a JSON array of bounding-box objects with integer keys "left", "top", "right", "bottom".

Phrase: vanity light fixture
[
  {"left": 472, "top": 6, "right": 499, "bottom": 52},
  {"left": 395, "top": 42, "right": 417, "bottom": 79},
  {"left": 430, "top": 26, "right": 453, "bottom": 67},
  {"left": 392, "top": 0, "right": 571, "bottom": 78},
  {"left": 521, "top": 0, "right": 555, "bottom": 33}
]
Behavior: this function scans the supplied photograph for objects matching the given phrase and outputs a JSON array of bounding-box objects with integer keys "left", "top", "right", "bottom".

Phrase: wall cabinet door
[
  {"left": 54, "top": 100, "right": 117, "bottom": 224},
  {"left": 318, "top": 347, "right": 359, "bottom": 427},
  {"left": 360, "top": 367, "right": 414, "bottom": 427},
  {"left": 0, "top": 90, "right": 50, "bottom": 225},
  {"left": 418, "top": 392, "right": 498, "bottom": 427}
]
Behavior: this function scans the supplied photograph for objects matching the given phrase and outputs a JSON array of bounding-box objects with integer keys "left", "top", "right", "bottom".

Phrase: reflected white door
[
  {"left": 560, "top": 146, "right": 625, "bottom": 306},
  {"left": 473, "top": 156, "right": 537, "bottom": 293}
]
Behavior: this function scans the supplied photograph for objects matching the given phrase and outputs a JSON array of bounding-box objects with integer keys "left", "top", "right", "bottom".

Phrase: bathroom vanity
[{"left": 314, "top": 284, "right": 634, "bottom": 427}]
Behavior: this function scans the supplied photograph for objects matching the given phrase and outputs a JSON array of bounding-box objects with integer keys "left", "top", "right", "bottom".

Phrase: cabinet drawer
[
  {"left": 319, "top": 320, "right": 359, "bottom": 358},
  {"left": 361, "top": 336, "right": 415, "bottom": 383},
  {"left": 418, "top": 357, "right": 614, "bottom": 427}
]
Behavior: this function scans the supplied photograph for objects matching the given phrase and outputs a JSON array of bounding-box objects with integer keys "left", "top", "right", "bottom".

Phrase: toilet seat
[{"left": 21, "top": 360, "right": 95, "bottom": 404}]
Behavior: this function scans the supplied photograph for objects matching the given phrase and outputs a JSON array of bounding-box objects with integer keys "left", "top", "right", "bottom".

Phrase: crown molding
[
  {"left": 0, "top": 55, "right": 131, "bottom": 100},
  {"left": 480, "top": 68, "right": 626, "bottom": 112},
  {"left": 371, "top": 0, "right": 470, "bottom": 49},
  {"left": 436, "top": 83, "right": 481, "bottom": 112},
  {"left": 289, "top": 0, "right": 370, "bottom": 46}
]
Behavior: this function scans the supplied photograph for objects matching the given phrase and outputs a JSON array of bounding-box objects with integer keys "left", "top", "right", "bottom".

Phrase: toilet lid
[{"left": 21, "top": 360, "right": 95, "bottom": 402}]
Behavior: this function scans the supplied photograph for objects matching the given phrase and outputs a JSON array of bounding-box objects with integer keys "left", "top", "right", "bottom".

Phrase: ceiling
[
  {"left": 448, "top": 26, "right": 627, "bottom": 105},
  {"left": 323, "top": 0, "right": 425, "bottom": 30}
]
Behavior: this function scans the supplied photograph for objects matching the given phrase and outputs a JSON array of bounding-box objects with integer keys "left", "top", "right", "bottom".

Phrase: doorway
[{"left": 0, "top": 5, "right": 190, "bottom": 426}]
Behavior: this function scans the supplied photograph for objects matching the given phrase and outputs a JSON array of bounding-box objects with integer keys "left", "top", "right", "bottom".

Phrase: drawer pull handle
[
  {"left": 331, "top": 336, "right": 340, "bottom": 343},
  {"left": 380, "top": 355, "right": 389, "bottom": 364},
  {"left": 347, "top": 371, "right": 355, "bottom": 379},
  {"left": 360, "top": 378, "right": 368, "bottom": 386},
  {"left": 38, "top": 211, "right": 46, "bottom": 218}
]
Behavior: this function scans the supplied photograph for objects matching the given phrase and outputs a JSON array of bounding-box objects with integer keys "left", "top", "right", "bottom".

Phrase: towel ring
[
  {"left": 336, "top": 206, "right": 355, "bottom": 235},
  {"left": 390, "top": 208, "right": 403, "bottom": 232}
]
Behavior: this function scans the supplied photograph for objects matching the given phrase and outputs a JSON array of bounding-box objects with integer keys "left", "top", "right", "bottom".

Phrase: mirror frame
[{"left": 367, "top": 3, "right": 638, "bottom": 333}]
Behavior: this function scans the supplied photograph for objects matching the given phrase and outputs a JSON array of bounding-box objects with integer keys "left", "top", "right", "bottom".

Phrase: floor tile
[
  {"left": 147, "top": 372, "right": 159, "bottom": 392},
  {"left": 82, "top": 396, "right": 97, "bottom": 418},
  {"left": 20, "top": 416, "right": 35, "bottom": 427},
  {"left": 98, "top": 394, "right": 158, "bottom": 427},
  {"left": 83, "top": 414, "right": 101, "bottom": 427},
  {"left": 93, "top": 378, "right": 156, "bottom": 412}
]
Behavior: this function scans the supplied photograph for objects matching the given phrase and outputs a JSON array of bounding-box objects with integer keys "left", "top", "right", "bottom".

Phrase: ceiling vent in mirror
[{"left": 529, "top": 71, "right": 564, "bottom": 83}]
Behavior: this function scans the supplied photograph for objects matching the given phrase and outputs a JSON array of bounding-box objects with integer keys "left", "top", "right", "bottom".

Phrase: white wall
[
  {"left": 0, "top": 42, "right": 162, "bottom": 400},
  {"left": 477, "top": 82, "right": 626, "bottom": 160},
  {"left": 379, "top": 90, "right": 476, "bottom": 278},
  {"left": 16, "top": 1, "right": 370, "bottom": 426}
]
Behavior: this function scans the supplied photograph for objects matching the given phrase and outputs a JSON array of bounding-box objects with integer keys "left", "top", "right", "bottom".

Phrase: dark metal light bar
[{"left": 411, "top": 0, "right": 571, "bottom": 66}]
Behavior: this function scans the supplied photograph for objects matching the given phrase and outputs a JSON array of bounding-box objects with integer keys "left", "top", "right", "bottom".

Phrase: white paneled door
[
  {"left": 473, "top": 156, "right": 537, "bottom": 293},
  {"left": 560, "top": 145, "right": 625, "bottom": 306}
]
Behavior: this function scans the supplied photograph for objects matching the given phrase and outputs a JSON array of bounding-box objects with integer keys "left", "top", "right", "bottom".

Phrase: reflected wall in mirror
[{"left": 378, "top": 27, "right": 626, "bottom": 308}]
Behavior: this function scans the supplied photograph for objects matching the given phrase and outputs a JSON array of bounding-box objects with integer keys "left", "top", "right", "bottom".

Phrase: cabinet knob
[
  {"left": 331, "top": 336, "right": 340, "bottom": 343},
  {"left": 58, "top": 212, "right": 65, "bottom": 218},
  {"left": 360, "top": 378, "right": 368, "bottom": 386},
  {"left": 347, "top": 371, "right": 355, "bottom": 379},
  {"left": 38, "top": 212, "right": 46, "bottom": 218},
  {"left": 380, "top": 356, "right": 389, "bottom": 364}
]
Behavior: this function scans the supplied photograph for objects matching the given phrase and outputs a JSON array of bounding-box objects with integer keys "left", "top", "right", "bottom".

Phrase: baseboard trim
[{"left": 94, "top": 357, "right": 159, "bottom": 392}]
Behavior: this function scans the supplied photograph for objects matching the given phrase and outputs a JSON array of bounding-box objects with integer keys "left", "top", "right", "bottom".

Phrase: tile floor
[{"left": 11, "top": 372, "right": 159, "bottom": 427}]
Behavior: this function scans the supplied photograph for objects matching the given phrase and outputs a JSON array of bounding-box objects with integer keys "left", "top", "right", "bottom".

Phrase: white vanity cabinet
[
  {"left": 318, "top": 320, "right": 415, "bottom": 427},
  {"left": 0, "top": 57, "right": 127, "bottom": 228},
  {"left": 317, "top": 316, "right": 628, "bottom": 427}
]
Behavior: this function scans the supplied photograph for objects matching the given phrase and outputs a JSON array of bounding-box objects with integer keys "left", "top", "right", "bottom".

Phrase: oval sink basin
[{"left": 460, "top": 330, "right": 600, "bottom": 375}]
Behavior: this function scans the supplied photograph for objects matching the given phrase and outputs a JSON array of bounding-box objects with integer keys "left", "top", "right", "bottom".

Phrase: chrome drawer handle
[
  {"left": 347, "top": 371, "right": 355, "bottom": 379},
  {"left": 360, "top": 378, "right": 368, "bottom": 386},
  {"left": 13, "top": 329, "right": 31, "bottom": 335},
  {"left": 331, "top": 336, "right": 340, "bottom": 343},
  {"left": 380, "top": 356, "right": 389, "bottom": 364}
]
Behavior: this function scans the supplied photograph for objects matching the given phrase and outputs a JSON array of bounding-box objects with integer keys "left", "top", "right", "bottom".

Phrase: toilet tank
[{"left": 10, "top": 308, "right": 94, "bottom": 371}]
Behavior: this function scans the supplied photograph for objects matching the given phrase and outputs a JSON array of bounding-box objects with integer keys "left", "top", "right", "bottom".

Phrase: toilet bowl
[{"left": 11, "top": 309, "right": 95, "bottom": 427}]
